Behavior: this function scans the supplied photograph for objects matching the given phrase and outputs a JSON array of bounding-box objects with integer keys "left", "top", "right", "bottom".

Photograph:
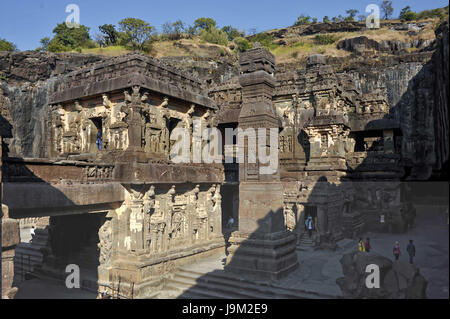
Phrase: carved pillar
[
  {"left": 128, "top": 186, "right": 145, "bottom": 252},
  {"left": 212, "top": 184, "right": 222, "bottom": 238},
  {"left": 1, "top": 136, "right": 20, "bottom": 299},
  {"left": 122, "top": 86, "right": 146, "bottom": 162},
  {"left": 226, "top": 43, "right": 298, "bottom": 281}
]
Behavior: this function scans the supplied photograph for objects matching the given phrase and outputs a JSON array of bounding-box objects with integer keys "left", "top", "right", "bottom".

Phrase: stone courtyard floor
[
  {"left": 179, "top": 204, "right": 448, "bottom": 299},
  {"left": 13, "top": 204, "right": 448, "bottom": 299}
]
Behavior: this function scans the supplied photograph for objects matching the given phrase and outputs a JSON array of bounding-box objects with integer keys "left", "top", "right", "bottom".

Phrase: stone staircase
[
  {"left": 155, "top": 264, "right": 337, "bottom": 299},
  {"left": 296, "top": 232, "right": 315, "bottom": 251},
  {"left": 14, "top": 228, "right": 49, "bottom": 282}
]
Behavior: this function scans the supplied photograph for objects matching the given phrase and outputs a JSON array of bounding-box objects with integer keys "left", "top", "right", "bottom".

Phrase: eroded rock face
[
  {"left": 337, "top": 251, "right": 428, "bottom": 299},
  {"left": 337, "top": 36, "right": 433, "bottom": 55},
  {"left": 0, "top": 51, "right": 104, "bottom": 83},
  {"left": 0, "top": 52, "right": 106, "bottom": 158}
]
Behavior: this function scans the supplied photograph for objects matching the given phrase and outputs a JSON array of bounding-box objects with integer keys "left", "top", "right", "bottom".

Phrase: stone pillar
[
  {"left": 1, "top": 206, "right": 20, "bottom": 299},
  {"left": 226, "top": 43, "right": 298, "bottom": 281},
  {"left": 1, "top": 136, "right": 20, "bottom": 299},
  {"left": 121, "top": 86, "right": 147, "bottom": 162},
  {"left": 128, "top": 187, "right": 145, "bottom": 252}
]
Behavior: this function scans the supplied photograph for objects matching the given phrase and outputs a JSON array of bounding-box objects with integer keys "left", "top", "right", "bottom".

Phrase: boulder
[{"left": 337, "top": 251, "right": 428, "bottom": 298}]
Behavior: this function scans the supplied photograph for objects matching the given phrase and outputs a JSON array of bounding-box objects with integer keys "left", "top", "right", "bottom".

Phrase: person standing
[
  {"left": 407, "top": 240, "right": 416, "bottom": 264},
  {"left": 305, "top": 216, "right": 314, "bottom": 238},
  {"left": 227, "top": 216, "right": 234, "bottom": 229},
  {"left": 393, "top": 241, "right": 401, "bottom": 261},
  {"left": 96, "top": 131, "right": 102, "bottom": 151},
  {"left": 365, "top": 237, "right": 371, "bottom": 252},
  {"left": 30, "top": 225, "right": 35, "bottom": 237},
  {"left": 358, "top": 238, "right": 365, "bottom": 252}
]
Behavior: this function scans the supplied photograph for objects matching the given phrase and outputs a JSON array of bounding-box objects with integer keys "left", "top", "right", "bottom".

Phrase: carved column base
[
  {"left": 226, "top": 230, "right": 298, "bottom": 281},
  {"left": 225, "top": 182, "right": 298, "bottom": 281}
]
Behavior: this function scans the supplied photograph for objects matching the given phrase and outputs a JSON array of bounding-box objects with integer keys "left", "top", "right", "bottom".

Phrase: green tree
[
  {"left": 99, "top": 24, "right": 119, "bottom": 45},
  {"left": 37, "top": 37, "right": 50, "bottom": 51},
  {"left": 193, "top": 17, "right": 216, "bottom": 32},
  {"left": 0, "top": 38, "right": 17, "bottom": 51},
  {"left": 46, "top": 22, "right": 93, "bottom": 52},
  {"left": 323, "top": 16, "right": 331, "bottom": 23},
  {"left": 161, "top": 20, "right": 186, "bottom": 40},
  {"left": 399, "top": 6, "right": 418, "bottom": 21},
  {"left": 332, "top": 15, "right": 344, "bottom": 23},
  {"left": 345, "top": 9, "right": 359, "bottom": 21},
  {"left": 381, "top": 0, "right": 394, "bottom": 20},
  {"left": 118, "top": 18, "right": 155, "bottom": 51},
  {"left": 172, "top": 20, "right": 186, "bottom": 36},
  {"left": 221, "top": 25, "right": 242, "bottom": 41},
  {"left": 294, "top": 14, "right": 311, "bottom": 26}
]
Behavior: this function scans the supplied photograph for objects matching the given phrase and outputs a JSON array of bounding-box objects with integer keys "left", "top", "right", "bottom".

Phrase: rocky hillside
[{"left": 0, "top": 18, "right": 448, "bottom": 179}]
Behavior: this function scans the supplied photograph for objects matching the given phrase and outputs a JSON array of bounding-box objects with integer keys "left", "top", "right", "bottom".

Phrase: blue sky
[{"left": 0, "top": 0, "right": 448, "bottom": 50}]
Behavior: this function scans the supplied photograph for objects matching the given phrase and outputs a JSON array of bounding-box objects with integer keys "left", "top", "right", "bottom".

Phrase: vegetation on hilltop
[
  {"left": 0, "top": 38, "right": 17, "bottom": 51},
  {"left": 0, "top": 4, "right": 447, "bottom": 67}
]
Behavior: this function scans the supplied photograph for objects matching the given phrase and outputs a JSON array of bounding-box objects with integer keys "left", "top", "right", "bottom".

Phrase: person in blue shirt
[
  {"left": 305, "top": 215, "right": 314, "bottom": 238},
  {"left": 96, "top": 131, "right": 102, "bottom": 151}
]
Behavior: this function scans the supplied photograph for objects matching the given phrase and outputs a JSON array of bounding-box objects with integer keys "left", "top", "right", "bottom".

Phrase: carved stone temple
[{"left": 0, "top": 22, "right": 448, "bottom": 298}]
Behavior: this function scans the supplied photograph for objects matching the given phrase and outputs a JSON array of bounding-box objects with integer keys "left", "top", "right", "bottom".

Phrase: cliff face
[
  {"left": 393, "top": 21, "right": 448, "bottom": 180},
  {"left": 0, "top": 21, "right": 448, "bottom": 178},
  {"left": 0, "top": 52, "right": 105, "bottom": 158},
  {"left": 432, "top": 20, "right": 449, "bottom": 176}
]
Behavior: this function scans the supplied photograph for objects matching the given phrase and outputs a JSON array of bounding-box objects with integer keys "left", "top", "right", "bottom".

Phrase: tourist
[
  {"left": 227, "top": 216, "right": 234, "bottom": 229},
  {"left": 365, "top": 237, "right": 371, "bottom": 252},
  {"left": 30, "top": 226, "right": 35, "bottom": 242},
  {"left": 407, "top": 240, "right": 416, "bottom": 264},
  {"left": 96, "top": 131, "right": 102, "bottom": 150},
  {"left": 393, "top": 241, "right": 401, "bottom": 261},
  {"left": 358, "top": 238, "right": 365, "bottom": 252},
  {"left": 305, "top": 216, "right": 314, "bottom": 238}
]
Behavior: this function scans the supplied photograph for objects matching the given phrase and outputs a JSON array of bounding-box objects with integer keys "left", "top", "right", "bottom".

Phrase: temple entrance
[
  {"left": 89, "top": 117, "right": 103, "bottom": 152},
  {"left": 304, "top": 205, "right": 317, "bottom": 233}
]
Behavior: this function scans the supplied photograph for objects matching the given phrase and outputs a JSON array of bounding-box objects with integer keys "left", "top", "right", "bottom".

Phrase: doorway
[
  {"left": 90, "top": 117, "right": 103, "bottom": 152},
  {"left": 304, "top": 205, "right": 317, "bottom": 230}
]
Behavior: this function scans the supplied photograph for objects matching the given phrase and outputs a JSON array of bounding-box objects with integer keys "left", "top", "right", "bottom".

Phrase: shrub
[
  {"left": 200, "top": 27, "right": 228, "bottom": 46},
  {"left": 402, "top": 11, "right": 418, "bottom": 21},
  {"left": 250, "top": 33, "right": 277, "bottom": 50},
  {"left": 294, "top": 14, "right": 311, "bottom": 26},
  {"left": 233, "top": 37, "right": 251, "bottom": 52},
  {"left": 314, "top": 34, "right": 338, "bottom": 45},
  {"left": 222, "top": 26, "right": 242, "bottom": 41}
]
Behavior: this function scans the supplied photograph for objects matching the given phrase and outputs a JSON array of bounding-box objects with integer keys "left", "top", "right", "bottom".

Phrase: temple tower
[{"left": 225, "top": 43, "right": 298, "bottom": 280}]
